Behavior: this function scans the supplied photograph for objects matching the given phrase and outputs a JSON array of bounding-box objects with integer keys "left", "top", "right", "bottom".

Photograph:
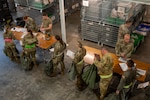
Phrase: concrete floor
[{"left": 0, "top": 6, "right": 150, "bottom": 100}]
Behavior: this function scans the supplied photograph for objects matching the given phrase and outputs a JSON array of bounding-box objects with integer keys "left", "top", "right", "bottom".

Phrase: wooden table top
[
  {"left": 12, "top": 30, "right": 56, "bottom": 49},
  {"left": 84, "top": 46, "right": 150, "bottom": 82}
]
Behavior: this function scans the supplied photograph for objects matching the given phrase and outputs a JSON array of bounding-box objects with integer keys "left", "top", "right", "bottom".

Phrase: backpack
[{"left": 20, "top": 53, "right": 33, "bottom": 71}]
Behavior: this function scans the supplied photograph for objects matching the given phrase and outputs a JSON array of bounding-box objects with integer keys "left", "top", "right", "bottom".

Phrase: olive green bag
[{"left": 68, "top": 62, "right": 77, "bottom": 81}]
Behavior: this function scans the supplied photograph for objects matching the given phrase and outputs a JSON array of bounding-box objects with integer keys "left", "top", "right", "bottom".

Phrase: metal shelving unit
[
  {"left": 81, "top": 19, "right": 101, "bottom": 44},
  {"left": 81, "top": 0, "right": 145, "bottom": 47}
]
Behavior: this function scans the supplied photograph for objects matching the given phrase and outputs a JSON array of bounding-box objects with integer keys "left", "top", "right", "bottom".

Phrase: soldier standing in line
[
  {"left": 50, "top": 35, "right": 66, "bottom": 77},
  {"left": 73, "top": 41, "right": 86, "bottom": 91},
  {"left": 115, "top": 34, "right": 134, "bottom": 59},
  {"left": 22, "top": 29, "right": 38, "bottom": 67},
  {"left": 23, "top": 16, "right": 37, "bottom": 32},
  {"left": 118, "top": 20, "right": 132, "bottom": 41},
  {"left": 116, "top": 59, "right": 136, "bottom": 100},
  {"left": 3, "top": 25, "right": 18, "bottom": 61},
  {"left": 40, "top": 12, "right": 52, "bottom": 40},
  {"left": 94, "top": 47, "right": 114, "bottom": 100}
]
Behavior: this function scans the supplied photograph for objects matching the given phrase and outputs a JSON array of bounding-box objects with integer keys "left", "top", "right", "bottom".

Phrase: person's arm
[
  {"left": 116, "top": 74, "right": 126, "bottom": 94},
  {"left": 43, "top": 23, "right": 52, "bottom": 31},
  {"left": 124, "top": 43, "right": 134, "bottom": 58},
  {"left": 94, "top": 56, "right": 106, "bottom": 73},
  {"left": 115, "top": 41, "right": 121, "bottom": 56}
]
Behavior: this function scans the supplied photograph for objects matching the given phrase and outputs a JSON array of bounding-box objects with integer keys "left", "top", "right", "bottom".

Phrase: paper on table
[
  {"left": 119, "top": 63, "right": 128, "bottom": 71},
  {"left": 118, "top": 57, "right": 127, "bottom": 63},
  {"left": 83, "top": 0, "right": 89, "bottom": 7},
  {"left": 21, "top": 33, "right": 27, "bottom": 39},
  {"left": 12, "top": 27, "right": 27, "bottom": 33},
  {"left": 49, "top": 48, "right": 54, "bottom": 52},
  {"left": 137, "top": 68, "right": 146, "bottom": 76},
  {"left": 137, "top": 81, "right": 149, "bottom": 89},
  {"left": 66, "top": 50, "right": 75, "bottom": 59}
]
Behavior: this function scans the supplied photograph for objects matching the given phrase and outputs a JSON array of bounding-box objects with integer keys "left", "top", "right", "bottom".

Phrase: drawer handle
[{"left": 106, "top": 28, "right": 110, "bottom": 31}]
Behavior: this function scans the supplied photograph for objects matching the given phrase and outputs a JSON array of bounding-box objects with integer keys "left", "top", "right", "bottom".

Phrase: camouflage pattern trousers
[
  {"left": 4, "top": 45, "right": 18, "bottom": 59},
  {"left": 52, "top": 53, "right": 65, "bottom": 73},
  {"left": 99, "top": 76, "right": 112, "bottom": 100}
]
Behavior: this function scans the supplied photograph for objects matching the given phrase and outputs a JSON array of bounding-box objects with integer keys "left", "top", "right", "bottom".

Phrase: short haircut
[
  {"left": 55, "top": 35, "right": 61, "bottom": 41},
  {"left": 124, "top": 33, "right": 130, "bottom": 38},
  {"left": 127, "top": 59, "right": 134, "bottom": 68},
  {"left": 23, "top": 16, "right": 28, "bottom": 20},
  {"left": 42, "top": 12, "right": 48, "bottom": 16},
  {"left": 101, "top": 46, "right": 109, "bottom": 51}
]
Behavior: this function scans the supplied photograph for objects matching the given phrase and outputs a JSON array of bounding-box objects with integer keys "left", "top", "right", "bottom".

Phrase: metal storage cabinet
[
  {"left": 14, "top": 0, "right": 27, "bottom": 6},
  {"left": 44, "top": 4, "right": 59, "bottom": 24},
  {"left": 81, "top": 19, "right": 101, "bottom": 43},
  {"left": 101, "top": 24, "right": 119, "bottom": 47},
  {"left": 81, "top": 0, "right": 102, "bottom": 22},
  {"left": 81, "top": 0, "right": 145, "bottom": 47},
  {"left": 69, "top": 0, "right": 81, "bottom": 14}
]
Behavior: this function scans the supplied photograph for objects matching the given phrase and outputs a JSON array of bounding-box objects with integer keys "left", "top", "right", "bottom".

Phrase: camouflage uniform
[
  {"left": 52, "top": 41, "right": 66, "bottom": 75},
  {"left": 73, "top": 47, "right": 86, "bottom": 90},
  {"left": 22, "top": 33, "right": 38, "bottom": 67},
  {"left": 42, "top": 17, "right": 52, "bottom": 37},
  {"left": 3, "top": 29, "right": 18, "bottom": 61},
  {"left": 115, "top": 39, "right": 134, "bottom": 58},
  {"left": 118, "top": 24, "right": 130, "bottom": 41},
  {"left": 117, "top": 69, "right": 136, "bottom": 100},
  {"left": 94, "top": 53, "right": 113, "bottom": 100},
  {"left": 25, "top": 17, "right": 37, "bottom": 32}
]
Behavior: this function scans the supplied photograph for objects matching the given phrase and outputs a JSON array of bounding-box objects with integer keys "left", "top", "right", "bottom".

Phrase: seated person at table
[
  {"left": 50, "top": 35, "right": 66, "bottom": 77},
  {"left": 115, "top": 34, "right": 134, "bottom": 59},
  {"left": 23, "top": 16, "right": 37, "bottom": 32},
  {"left": 3, "top": 25, "right": 19, "bottom": 61},
  {"left": 116, "top": 59, "right": 136, "bottom": 100},
  {"left": 73, "top": 41, "right": 86, "bottom": 91},
  {"left": 22, "top": 29, "right": 38, "bottom": 68},
  {"left": 40, "top": 12, "right": 52, "bottom": 40},
  {"left": 94, "top": 47, "right": 114, "bottom": 100}
]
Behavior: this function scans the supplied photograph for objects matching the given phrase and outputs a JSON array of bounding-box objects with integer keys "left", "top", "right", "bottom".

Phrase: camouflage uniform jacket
[
  {"left": 25, "top": 17, "right": 37, "bottom": 32},
  {"left": 3, "top": 30, "right": 15, "bottom": 46},
  {"left": 22, "top": 34, "right": 38, "bottom": 51},
  {"left": 94, "top": 53, "right": 113, "bottom": 76},
  {"left": 115, "top": 39, "right": 134, "bottom": 58},
  {"left": 73, "top": 47, "right": 86, "bottom": 74},
  {"left": 117, "top": 69, "right": 136, "bottom": 91},
  {"left": 42, "top": 17, "right": 52, "bottom": 34},
  {"left": 118, "top": 24, "right": 130, "bottom": 40},
  {"left": 53, "top": 41, "right": 66, "bottom": 62}
]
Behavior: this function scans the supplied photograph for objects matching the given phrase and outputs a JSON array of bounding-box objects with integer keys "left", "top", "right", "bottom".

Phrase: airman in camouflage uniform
[
  {"left": 50, "top": 35, "right": 66, "bottom": 77},
  {"left": 40, "top": 13, "right": 52, "bottom": 40},
  {"left": 22, "top": 29, "right": 38, "bottom": 67},
  {"left": 116, "top": 60, "right": 136, "bottom": 100},
  {"left": 23, "top": 16, "right": 37, "bottom": 32},
  {"left": 73, "top": 41, "right": 86, "bottom": 91},
  {"left": 3, "top": 25, "right": 18, "bottom": 61},
  {"left": 94, "top": 47, "right": 113, "bottom": 100},
  {"left": 115, "top": 34, "right": 134, "bottom": 59},
  {"left": 118, "top": 20, "right": 132, "bottom": 41}
]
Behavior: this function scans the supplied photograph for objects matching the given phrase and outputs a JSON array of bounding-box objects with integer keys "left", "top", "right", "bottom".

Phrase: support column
[{"left": 59, "top": 0, "right": 67, "bottom": 43}]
